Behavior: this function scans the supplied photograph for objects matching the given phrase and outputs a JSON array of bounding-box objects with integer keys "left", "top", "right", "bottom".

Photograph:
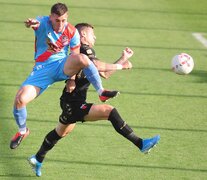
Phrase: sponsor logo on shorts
[
  {"left": 60, "top": 115, "right": 68, "bottom": 123},
  {"left": 80, "top": 104, "right": 87, "bottom": 110}
]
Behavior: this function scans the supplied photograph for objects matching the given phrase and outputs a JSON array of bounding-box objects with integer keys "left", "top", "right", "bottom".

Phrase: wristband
[{"left": 116, "top": 64, "right": 123, "bottom": 70}]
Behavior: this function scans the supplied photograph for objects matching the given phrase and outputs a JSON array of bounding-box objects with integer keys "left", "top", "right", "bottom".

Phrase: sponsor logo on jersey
[{"left": 62, "top": 36, "right": 69, "bottom": 46}]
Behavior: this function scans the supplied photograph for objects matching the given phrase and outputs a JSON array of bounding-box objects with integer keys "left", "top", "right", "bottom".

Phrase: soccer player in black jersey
[{"left": 28, "top": 23, "right": 160, "bottom": 177}]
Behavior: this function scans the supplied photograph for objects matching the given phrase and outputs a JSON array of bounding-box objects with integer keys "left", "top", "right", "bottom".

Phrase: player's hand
[
  {"left": 47, "top": 41, "right": 61, "bottom": 53},
  {"left": 122, "top": 47, "right": 134, "bottom": 60},
  {"left": 24, "top": 18, "right": 40, "bottom": 28},
  {"left": 121, "top": 60, "right": 132, "bottom": 69},
  {"left": 66, "top": 79, "right": 76, "bottom": 93}
]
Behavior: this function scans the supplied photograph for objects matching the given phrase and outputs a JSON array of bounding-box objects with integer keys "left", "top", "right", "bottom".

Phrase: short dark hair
[
  {"left": 51, "top": 3, "right": 68, "bottom": 16},
  {"left": 75, "top": 23, "right": 94, "bottom": 32}
]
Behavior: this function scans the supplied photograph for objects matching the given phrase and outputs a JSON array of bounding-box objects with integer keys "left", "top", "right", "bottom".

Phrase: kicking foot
[
  {"left": 10, "top": 128, "right": 30, "bottom": 149},
  {"left": 99, "top": 90, "right": 120, "bottom": 102},
  {"left": 140, "top": 135, "right": 160, "bottom": 154},
  {"left": 28, "top": 155, "right": 42, "bottom": 177}
]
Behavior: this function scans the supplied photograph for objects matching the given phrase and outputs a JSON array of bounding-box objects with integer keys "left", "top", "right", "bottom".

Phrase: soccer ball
[{"left": 171, "top": 53, "right": 194, "bottom": 75}]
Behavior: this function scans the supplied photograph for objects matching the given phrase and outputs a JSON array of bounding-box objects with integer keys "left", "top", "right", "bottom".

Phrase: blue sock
[
  {"left": 13, "top": 107, "right": 27, "bottom": 133},
  {"left": 83, "top": 61, "right": 103, "bottom": 95}
]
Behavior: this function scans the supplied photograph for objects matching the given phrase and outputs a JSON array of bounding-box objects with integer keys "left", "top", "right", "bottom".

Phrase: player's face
[
  {"left": 50, "top": 13, "right": 68, "bottom": 33},
  {"left": 85, "top": 27, "right": 96, "bottom": 47}
]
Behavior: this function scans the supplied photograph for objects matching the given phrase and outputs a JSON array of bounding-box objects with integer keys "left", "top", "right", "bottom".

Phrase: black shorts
[{"left": 59, "top": 100, "right": 93, "bottom": 125}]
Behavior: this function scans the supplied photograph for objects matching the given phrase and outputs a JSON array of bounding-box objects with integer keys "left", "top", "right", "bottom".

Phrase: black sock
[
  {"left": 108, "top": 108, "right": 143, "bottom": 149},
  {"left": 36, "top": 129, "right": 62, "bottom": 163}
]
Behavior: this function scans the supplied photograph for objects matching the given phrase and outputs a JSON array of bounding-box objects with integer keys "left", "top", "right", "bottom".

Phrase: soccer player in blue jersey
[
  {"left": 10, "top": 3, "right": 122, "bottom": 149},
  {"left": 27, "top": 23, "right": 160, "bottom": 177}
]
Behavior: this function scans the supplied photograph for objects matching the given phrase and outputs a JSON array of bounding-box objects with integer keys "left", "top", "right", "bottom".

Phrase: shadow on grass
[
  {"left": 1, "top": 155, "right": 206, "bottom": 174},
  {"left": 97, "top": 43, "right": 207, "bottom": 52},
  {"left": 0, "top": 38, "right": 206, "bottom": 51},
  {"left": 1, "top": 2, "right": 207, "bottom": 16},
  {"left": 81, "top": 123, "right": 207, "bottom": 133},
  {"left": 191, "top": 70, "right": 207, "bottom": 83},
  {"left": 2, "top": 117, "right": 207, "bottom": 133},
  {"left": 0, "top": 58, "right": 33, "bottom": 64},
  {"left": 120, "top": 91, "right": 207, "bottom": 99},
  {"left": 51, "top": 159, "right": 207, "bottom": 173},
  {"left": 0, "top": 82, "right": 207, "bottom": 99},
  {"left": 0, "top": 174, "right": 33, "bottom": 178}
]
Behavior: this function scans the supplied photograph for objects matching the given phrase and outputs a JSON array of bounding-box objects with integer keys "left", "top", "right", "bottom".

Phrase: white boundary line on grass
[{"left": 192, "top": 32, "right": 207, "bottom": 48}]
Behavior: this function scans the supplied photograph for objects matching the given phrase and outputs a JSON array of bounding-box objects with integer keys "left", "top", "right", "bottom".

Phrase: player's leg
[
  {"left": 84, "top": 104, "right": 143, "bottom": 149},
  {"left": 63, "top": 54, "right": 119, "bottom": 102},
  {"left": 84, "top": 105, "right": 160, "bottom": 153},
  {"left": 10, "top": 85, "right": 40, "bottom": 149},
  {"left": 28, "top": 122, "right": 75, "bottom": 177},
  {"left": 28, "top": 99, "right": 77, "bottom": 176},
  {"left": 107, "top": 108, "right": 160, "bottom": 153},
  {"left": 11, "top": 62, "right": 56, "bottom": 149}
]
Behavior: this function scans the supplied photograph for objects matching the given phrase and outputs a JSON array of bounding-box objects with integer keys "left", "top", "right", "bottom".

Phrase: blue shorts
[{"left": 21, "top": 57, "right": 69, "bottom": 94}]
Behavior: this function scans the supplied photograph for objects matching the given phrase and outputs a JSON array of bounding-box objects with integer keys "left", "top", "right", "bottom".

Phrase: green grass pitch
[{"left": 0, "top": 0, "right": 207, "bottom": 179}]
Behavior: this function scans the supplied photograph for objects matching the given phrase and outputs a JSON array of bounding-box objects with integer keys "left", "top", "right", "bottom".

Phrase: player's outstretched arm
[
  {"left": 102, "top": 47, "right": 134, "bottom": 78},
  {"left": 111, "top": 47, "right": 134, "bottom": 65},
  {"left": 24, "top": 18, "right": 40, "bottom": 29},
  {"left": 93, "top": 47, "right": 133, "bottom": 71},
  {"left": 99, "top": 60, "right": 132, "bottom": 79},
  {"left": 120, "top": 47, "right": 134, "bottom": 63},
  {"left": 93, "top": 60, "right": 129, "bottom": 72}
]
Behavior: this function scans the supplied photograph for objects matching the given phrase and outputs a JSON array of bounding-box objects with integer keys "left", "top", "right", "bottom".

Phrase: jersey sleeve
[
  {"left": 70, "top": 29, "right": 80, "bottom": 50},
  {"left": 34, "top": 16, "right": 47, "bottom": 32}
]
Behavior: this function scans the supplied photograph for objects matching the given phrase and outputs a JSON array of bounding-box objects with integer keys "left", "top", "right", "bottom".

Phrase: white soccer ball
[{"left": 171, "top": 53, "right": 194, "bottom": 75}]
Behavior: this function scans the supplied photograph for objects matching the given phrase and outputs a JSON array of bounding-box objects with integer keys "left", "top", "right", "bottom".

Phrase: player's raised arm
[
  {"left": 93, "top": 59, "right": 132, "bottom": 71},
  {"left": 93, "top": 47, "right": 133, "bottom": 71},
  {"left": 24, "top": 18, "right": 40, "bottom": 29},
  {"left": 100, "top": 47, "right": 134, "bottom": 78},
  {"left": 113, "top": 47, "right": 134, "bottom": 65},
  {"left": 122, "top": 47, "right": 134, "bottom": 60}
]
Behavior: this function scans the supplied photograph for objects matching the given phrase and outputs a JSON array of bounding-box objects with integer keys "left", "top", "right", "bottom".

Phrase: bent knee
[
  {"left": 103, "top": 105, "right": 114, "bottom": 117},
  {"left": 60, "top": 131, "right": 69, "bottom": 138},
  {"left": 56, "top": 123, "right": 75, "bottom": 137},
  {"left": 77, "top": 53, "right": 90, "bottom": 67},
  {"left": 15, "top": 95, "right": 27, "bottom": 107},
  {"left": 14, "top": 86, "right": 38, "bottom": 108}
]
